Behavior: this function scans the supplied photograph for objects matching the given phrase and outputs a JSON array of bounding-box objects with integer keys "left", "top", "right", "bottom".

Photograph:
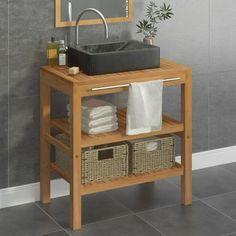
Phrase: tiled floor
[{"left": 1, "top": 163, "right": 236, "bottom": 236}]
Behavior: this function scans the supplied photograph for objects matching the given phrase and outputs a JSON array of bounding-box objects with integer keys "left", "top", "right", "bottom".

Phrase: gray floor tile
[
  {"left": 169, "top": 166, "right": 236, "bottom": 198},
  {"left": 36, "top": 192, "right": 131, "bottom": 228},
  {"left": 221, "top": 163, "right": 236, "bottom": 176},
  {"left": 108, "top": 180, "right": 181, "bottom": 213},
  {"left": 139, "top": 201, "right": 236, "bottom": 236},
  {"left": 0, "top": 203, "right": 60, "bottom": 236},
  {"left": 41, "top": 231, "right": 69, "bottom": 236},
  {"left": 203, "top": 191, "right": 236, "bottom": 220},
  {"left": 66, "top": 215, "right": 162, "bottom": 236}
]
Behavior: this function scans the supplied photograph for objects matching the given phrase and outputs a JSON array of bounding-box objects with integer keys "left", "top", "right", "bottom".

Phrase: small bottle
[
  {"left": 58, "top": 40, "right": 67, "bottom": 67},
  {"left": 47, "top": 37, "right": 59, "bottom": 65}
]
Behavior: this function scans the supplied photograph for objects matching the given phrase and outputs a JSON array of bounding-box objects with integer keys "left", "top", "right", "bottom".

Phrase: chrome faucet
[{"left": 75, "top": 8, "right": 109, "bottom": 45}]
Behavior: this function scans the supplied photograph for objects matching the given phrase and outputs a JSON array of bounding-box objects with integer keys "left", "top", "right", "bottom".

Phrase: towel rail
[{"left": 91, "top": 77, "right": 181, "bottom": 91}]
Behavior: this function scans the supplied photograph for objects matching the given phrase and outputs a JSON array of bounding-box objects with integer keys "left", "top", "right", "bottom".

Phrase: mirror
[{"left": 55, "top": 0, "right": 133, "bottom": 27}]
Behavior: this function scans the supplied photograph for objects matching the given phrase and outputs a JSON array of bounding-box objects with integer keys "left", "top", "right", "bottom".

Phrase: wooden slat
[
  {"left": 51, "top": 119, "right": 70, "bottom": 135},
  {"left": 50, "top": 110, "right": 184, "bottom": 148},
  {"left": 70, "top": 86, "right": 82, "bottom": 230},
  {"left": 81, "top": 164, "right": 184, "bottom": 195},
  {"left": 181, "top": 69, "right": 193, "bottom": 205},
  {"left": 51, "top": 163, "right": 70, "bottom": 183},
  {"left": 40, "top": 81, "right": 51, "bottom": 204},
  {"left": 45, "top": 134, "right": 71, "bottom": 156}
]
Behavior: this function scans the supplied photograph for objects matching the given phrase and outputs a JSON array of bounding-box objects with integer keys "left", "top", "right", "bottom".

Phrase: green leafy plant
[{"left": 137, "top": 1, "right": 174, "bottom": 38}]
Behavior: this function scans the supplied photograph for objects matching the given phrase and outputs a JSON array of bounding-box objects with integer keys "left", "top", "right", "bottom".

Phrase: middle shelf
[{"left": 50, "top": 110, "right": 184, "bottom": 148}]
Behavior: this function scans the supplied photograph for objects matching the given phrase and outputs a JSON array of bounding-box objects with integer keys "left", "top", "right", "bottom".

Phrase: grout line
[
  {"left": 134, "top": 202, "right": 183, "bottom": 215},
  {"left": 34, "top": 197, "right": 132, "bottom": 231},
  {"left": 106, "top": 182, "right": 197, "bottom": 215},
  {"left": 199, "top": 199, "right": 236, "bottom": 223},
  {"left": 104, "top": 192, "right": 133, "bottom": 214},
  {"left": 208, "top": 0, "right": 211, "bottom": 70},
  {"left": 34, "top": 203, "right": 70, "bottom": 236},
  {"left": 82, "top": 212, "right": 134, "bottom": 228},
  {"left": 207, "top": 0, "right": 211, "bottom": 152},
  {"left": 168, "top": 178, "right": 236, "bottom": 202},
  {"left": 35, "top": 195, "right": 132, "bottom": 229},
  {"left": 201, "top": 189, "right": 236, "bottom": 202},
  {"left": 134, "top": 214, "right": 166, "bottom": 236},
  {"left": 7, "top": 0, "right": 10, "bottom": 188},
  {"left": 165, "top": 178, "right": 201, "bottom": 201},
  {"left": 35, "top": 229, "right": 68, "bottom": 236},
  {"left": 107, "top": 192, "right": 167, "bottom": 236},
  {"left": 218, "top": 165, "right": 236, "bottom": 178}
]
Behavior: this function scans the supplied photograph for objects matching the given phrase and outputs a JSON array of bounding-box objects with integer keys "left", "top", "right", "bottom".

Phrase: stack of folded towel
[{"left": 67, "top": 98, "right": 118, "bottom": 134}]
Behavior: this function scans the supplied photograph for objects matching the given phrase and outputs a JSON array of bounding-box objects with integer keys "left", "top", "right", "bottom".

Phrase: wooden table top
[{"left": 41, "top": 58, "right": 191, "bottom": 88}]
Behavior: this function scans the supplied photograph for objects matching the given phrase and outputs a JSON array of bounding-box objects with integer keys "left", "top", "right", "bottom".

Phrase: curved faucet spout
[{"left": 75, "top": 8, "right": 109, "bottom": 45}]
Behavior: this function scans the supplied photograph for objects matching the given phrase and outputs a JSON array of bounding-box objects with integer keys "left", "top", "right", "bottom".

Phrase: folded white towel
[
  {"left": 82, "top": 116, "right": 118, "bottom": 128},
  {"left": 82, "top": 122, "right": 118, "bottom": 134},
  {"left": 67, "top": 98, "right": 117, "bottom": 120},
  {"left": 126, "top": 80, "right": 163, "bottom": 135},
  {"left": 67, "top": 110, "right": 117, "bottom": 121}
]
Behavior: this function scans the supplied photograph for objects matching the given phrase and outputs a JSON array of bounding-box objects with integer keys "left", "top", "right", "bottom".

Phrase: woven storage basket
[
  {"left": 128, "top": 135, "right": 175, "bottom": 174},
  {"left": 55, "top": 134, "right": 129, "bottom": 184}
]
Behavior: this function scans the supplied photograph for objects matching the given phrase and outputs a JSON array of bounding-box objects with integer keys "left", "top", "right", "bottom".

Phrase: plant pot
[{"left": 143, "top": 36, "right": 154, "bottom": 45}]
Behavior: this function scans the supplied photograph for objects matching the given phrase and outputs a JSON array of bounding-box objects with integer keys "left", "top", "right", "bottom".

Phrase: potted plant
[{"left": 137, "top": 1, "right": 174, "bottom": 45}]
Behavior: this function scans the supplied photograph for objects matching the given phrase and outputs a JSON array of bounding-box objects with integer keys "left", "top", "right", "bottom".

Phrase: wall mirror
[{"left": 55, "top": 0, "right": 133, "bottom": 27}]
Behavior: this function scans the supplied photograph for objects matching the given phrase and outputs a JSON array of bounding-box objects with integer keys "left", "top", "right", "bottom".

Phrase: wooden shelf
[
  {"left": 81, "top": 163, "right": 183, "bottom": 195},
  {"left": 50, "top": 162, "right": 184, "bottom": 196},
  {"left": 51, "top": 110, "right": 184, "bottom": 148}
]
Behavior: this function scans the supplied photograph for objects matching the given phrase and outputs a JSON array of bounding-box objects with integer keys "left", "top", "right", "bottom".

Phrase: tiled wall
[{"left": 0, "top": 0, "right": 236, "bottom": 189}]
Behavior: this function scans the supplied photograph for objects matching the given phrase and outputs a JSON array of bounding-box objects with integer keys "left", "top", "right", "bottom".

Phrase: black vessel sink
[{"left": 67, "top": 40, "right": 160, "bottom": 75}]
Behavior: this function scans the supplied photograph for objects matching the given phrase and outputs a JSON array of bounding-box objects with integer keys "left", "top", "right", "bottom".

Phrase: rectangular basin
[{"left": 67, "top": 40, "right": 160, "bottom": 75}]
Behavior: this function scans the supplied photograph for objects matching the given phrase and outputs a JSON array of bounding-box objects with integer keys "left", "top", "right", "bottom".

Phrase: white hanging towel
[{"left": 126, "top": 80, "right": 163, "bottom": 135}]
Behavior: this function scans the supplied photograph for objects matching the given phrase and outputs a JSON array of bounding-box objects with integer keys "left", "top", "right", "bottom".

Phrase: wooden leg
[
  {"left": 181, "top": 71, "right": 192, "bottom": 205},
  {"left": 40, "top": 81, "right": 51, "bottom": 203},
  {"left": 70, "top": 86, "right": 82, "bottom": 230}
]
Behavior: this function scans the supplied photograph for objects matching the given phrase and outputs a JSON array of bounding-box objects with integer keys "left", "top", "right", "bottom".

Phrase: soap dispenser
[{"left": 47, "top": 37, "right": 59, "bottom": 65}]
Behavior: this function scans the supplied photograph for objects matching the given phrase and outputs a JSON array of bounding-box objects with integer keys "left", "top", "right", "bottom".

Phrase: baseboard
[
  {"left": 176, "top": 145, "right": 236, "bottom": 170},
  {"left": 0, "top": 179, "right": 69, "bottom": 209},
  {"left": 1, "top": 145, "right": 236, "bottom": 209}
]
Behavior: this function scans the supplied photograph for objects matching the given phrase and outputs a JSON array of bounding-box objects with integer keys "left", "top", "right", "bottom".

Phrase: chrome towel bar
[{"left": 91, "top": 77, "right": 181, "bottom": 91}]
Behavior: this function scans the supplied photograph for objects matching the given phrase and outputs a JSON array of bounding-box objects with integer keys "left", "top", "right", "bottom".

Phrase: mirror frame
[{"left": 55, "top": 0, "right": 133, "bottom": 27}]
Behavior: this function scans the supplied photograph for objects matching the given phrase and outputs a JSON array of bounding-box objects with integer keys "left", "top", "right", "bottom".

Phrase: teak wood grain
[{"left": 40, "top": 58, "right": 192, "bottom": 231}]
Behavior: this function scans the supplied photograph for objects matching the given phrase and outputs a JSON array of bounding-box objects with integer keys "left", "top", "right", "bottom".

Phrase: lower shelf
[{"left": 51, "top": 163, "right": 184, "bottom": 195}]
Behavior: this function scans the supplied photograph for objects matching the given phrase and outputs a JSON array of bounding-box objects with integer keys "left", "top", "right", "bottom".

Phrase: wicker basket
[
  {"left": 55, "top": 134, "right": 129, "bottom": 184},
  {"left": 127, "top": 135, "right": 175, "bottom": 174}
]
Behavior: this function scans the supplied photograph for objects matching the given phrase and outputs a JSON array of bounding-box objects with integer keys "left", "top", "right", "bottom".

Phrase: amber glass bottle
[{"left": 47, "top": 37, "right": 59, "bottom": 65}]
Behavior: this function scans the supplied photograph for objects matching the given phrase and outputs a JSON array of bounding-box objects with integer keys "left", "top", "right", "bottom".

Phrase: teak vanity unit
[{"left": 40, "top": 58, "right": 192, "bottom": 231}]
